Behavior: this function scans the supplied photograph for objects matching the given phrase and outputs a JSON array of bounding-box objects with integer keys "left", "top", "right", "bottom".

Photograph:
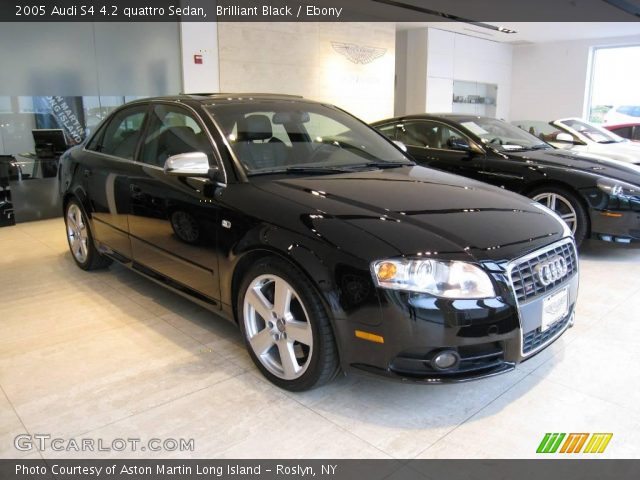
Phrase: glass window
[
  {"left": 395, "top": 122, "right": 431, "bottom": 148},
  {"left": 396, "top": 121, "right": 472, "bottom": 150},
  {"left": 375, "top": 124, "right": 397, "bottom": 141},
  {"left": 139, "top": 104, "right": 212, "bottom": 168},
  {"left": 610, "top": 126, "right": 632, "bottom": 139},
  {"left": 440, "top": 116, "right": 552, "bottom": 151},
  {"left": 96, "top": 105, "right": 147, "bottom": 159},
  {"left": 557, "top": 118, "right": 624, "bottom": 144},
  {"left": 587, "top": 46, "right": 640, "bottom": 123},
  {"left": 207, "top": 102, "right": 410, "bottom": 174}
]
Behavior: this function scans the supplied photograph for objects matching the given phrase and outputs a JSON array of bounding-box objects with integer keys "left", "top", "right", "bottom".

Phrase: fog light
[{"left": 431, "top": 350, "right": 460, "bottom": 370}]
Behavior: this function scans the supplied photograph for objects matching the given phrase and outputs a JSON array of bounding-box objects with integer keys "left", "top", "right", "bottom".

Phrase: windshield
[
  {"left": 456, "top": 117, "right": 550, "bottom": 151},
  {"left": 206, "top": 101, "right": 411, "bottom": 175},
  {"left": 556, "top": 118, "right": 625, "bottom": 144}
]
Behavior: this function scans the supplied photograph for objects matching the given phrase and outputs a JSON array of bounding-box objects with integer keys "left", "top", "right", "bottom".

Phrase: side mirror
[
  {"left": 393, "top": 140, "right": 408, "bottom": 152},
  {"left": 164, "top": 152, "right": 215, "bottom": 178},
  {"left": 447, "top": 137, "right": 472, "bottom": 151},
  {"left": 554, "top": 132, "right": 575, "bottom": 144}
]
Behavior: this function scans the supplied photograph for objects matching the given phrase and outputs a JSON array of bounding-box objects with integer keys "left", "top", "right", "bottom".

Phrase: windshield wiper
[
  {"left": 507, "top": 144, "right": 550, "bottom": 151},
  {"left": 521, "top": 144, "right": 551, "bottom": 151},
  {"left": 247, "top": 166, "right": 352, "bottom": 176},
  {"left": 248, "top": 162, "right": 413, "bottom": 177},
  {"left": 362, "top": 161, "right": 414, "bottom": 168}
]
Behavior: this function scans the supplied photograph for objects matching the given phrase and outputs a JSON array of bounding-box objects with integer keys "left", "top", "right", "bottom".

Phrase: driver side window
[
  {"left": 139, "top": 105, "right": 213, "bottom": 168},
  {"left": 397, "top": 121, "right": 470, "bottom": 150}
]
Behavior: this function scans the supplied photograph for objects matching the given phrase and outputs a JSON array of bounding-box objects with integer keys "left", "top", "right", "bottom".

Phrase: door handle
[{"left": 130, "top": 184, "right": 142, "bottom": 193}]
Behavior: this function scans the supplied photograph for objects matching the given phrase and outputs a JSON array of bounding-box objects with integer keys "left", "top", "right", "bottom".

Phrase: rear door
[
  {"left": 126, "top": 102, "right": 222, "bottom": 303},
  {"left": 82, "top": 104, "right": 149, "bottom": 260}
]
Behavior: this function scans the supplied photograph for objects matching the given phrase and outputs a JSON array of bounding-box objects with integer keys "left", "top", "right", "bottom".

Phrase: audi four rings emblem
[{"left": 534, "top": 256, "right": 568, "bottom": 286}]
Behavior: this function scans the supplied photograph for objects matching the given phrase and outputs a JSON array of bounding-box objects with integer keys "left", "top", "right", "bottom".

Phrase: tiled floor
[{"left": 1, "top": 218, "right": 640, "bottom": 459}]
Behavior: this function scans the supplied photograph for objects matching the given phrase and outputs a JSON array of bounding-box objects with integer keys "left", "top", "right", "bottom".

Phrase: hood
[
  {"left": 255, "top": 166, "right": 567, "bottom": 262},
  {"left": 581, "top": 141, "right": 640, "bottom": 164},
  {"left": 507, "top": 149, "right": 640, "bottom": 186}
]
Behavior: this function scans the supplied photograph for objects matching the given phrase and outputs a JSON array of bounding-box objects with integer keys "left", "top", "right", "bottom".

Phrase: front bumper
[
  {"left": 590, "top": 208, "right": 640, "bottom": 244},
  {"left": 336, "top": 239, "right": 579, "bottom": 383},
  {"left": 586, "top": 189, "right": 640, "bottom": 244}
]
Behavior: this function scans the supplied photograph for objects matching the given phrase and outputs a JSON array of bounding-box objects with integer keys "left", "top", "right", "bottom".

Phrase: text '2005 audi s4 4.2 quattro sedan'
[{"left": 59, "top": 94, "right": 579, "bottom": 390}]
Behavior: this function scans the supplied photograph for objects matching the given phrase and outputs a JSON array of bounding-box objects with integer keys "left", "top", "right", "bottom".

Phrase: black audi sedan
[
  {"left": 373, "top": 114, "right": 640, "bottom": 247},
  {"left": 60, "top": 94, "right": 578, "bottom": 391}
]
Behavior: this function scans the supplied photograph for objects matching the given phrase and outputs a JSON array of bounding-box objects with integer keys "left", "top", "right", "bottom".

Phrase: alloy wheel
[
  {"left": 532, "top": 192, "right": 578, "bottom": 235},
  {"left": 243, "top": 274, "right": 314, "bottom": 380},
  {"left": 66, "top": 203, "right": 89, "bottom": 263}
]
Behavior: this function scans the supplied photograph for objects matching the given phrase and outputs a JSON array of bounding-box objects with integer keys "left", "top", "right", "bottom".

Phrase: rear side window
[{"left": 93, "top": 105, "right": 148, "bottom": 159}]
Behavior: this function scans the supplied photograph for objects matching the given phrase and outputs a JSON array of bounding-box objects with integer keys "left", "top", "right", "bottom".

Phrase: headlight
[
  {"left": 597, "top": 178, "right": 640, "bottom": 197},
  {"left": 371, "top": 258, "right": 495, "bottom": 299}
]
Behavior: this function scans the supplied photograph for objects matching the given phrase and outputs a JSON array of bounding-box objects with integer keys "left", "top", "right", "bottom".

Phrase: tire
[
  {"left": 64, "top": 199, "right": 112, "bottom": 270},
  {"left": 529, "top": 186, "right": 588, "bottom": 247},
  {"left": 237, "top": 256, "right": 339, "bottom": 391}
]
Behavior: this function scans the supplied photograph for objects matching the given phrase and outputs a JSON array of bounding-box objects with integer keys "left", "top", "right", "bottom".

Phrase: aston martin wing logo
[{"left": 331, "top": 42, "right": 386, "bottom": 64}]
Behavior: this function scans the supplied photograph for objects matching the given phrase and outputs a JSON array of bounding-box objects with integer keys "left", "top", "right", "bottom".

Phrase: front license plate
[{"left": 541, "top": 288, "right": 568, "bottom": 332}]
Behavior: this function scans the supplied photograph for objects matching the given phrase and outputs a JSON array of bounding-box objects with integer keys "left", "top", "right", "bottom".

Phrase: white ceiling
[{"left": 397, "top": 22, "right": 640, "bottom": 44}]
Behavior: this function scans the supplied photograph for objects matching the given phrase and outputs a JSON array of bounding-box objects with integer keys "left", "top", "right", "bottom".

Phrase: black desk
[
  {"left": 0, "top": 154, "right": 62, "bottom": 226},
  {"left": 0, "top": 155, "right": 15, "bottom": 226}
]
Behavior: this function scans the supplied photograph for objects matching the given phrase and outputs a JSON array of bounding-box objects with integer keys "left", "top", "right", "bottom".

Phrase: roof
[
  {"left": 372, "top": 113, "right": 489, "bottom": 125},
  {"left": 136, "top": 93, "right": 308, "bottom": 103}
]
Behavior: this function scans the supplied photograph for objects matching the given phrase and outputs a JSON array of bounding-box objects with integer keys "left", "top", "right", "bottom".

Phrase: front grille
[
  {"left": 509, "top": 240, "right": 577, "bottom": 303},
  {"left": 523, "top": 312, "right": 571, "bottom": 354}
]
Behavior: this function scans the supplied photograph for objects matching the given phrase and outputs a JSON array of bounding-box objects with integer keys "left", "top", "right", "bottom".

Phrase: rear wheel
[
  {"left": 529, "top": 186, "right": 588, "bottom": 247},
  {"left": 65, "top": 199, "right": 112, "bottom": 270},
  {"left": 238, "top": 256, "right": 339, "bottom": 391}
]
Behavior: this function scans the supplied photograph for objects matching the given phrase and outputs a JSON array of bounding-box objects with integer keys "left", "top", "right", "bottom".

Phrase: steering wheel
[{"left": 489, "top": 137, "right": 503, "bottom": 145}]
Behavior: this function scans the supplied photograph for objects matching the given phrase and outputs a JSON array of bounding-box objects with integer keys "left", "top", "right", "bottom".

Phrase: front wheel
[
  {"left": 529, "top": 186, "right": 588, "bottom": 247},
  {"left": 237, "top": 257, "right": 339, "bottom": 391},
  {"left": 65, "top": 199, "right": 112, "bottom": 270}
]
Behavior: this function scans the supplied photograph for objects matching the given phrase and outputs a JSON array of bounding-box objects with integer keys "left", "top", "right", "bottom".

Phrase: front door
[{"left": 126, "top": 103, "right": 222, "bottom": 303}]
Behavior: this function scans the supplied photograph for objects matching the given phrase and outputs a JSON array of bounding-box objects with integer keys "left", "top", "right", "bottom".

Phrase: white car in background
[
  {"left": 513, "top": 118, "right": 640, "bottom": 165},
  {"left": 603, "top": 105, "right": 640, "bottom": 125}
]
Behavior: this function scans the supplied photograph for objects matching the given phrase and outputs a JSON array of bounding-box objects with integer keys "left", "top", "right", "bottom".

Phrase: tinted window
[
  {"left": 140, "top": 104, "right": 213, "bottom": 168},
  {"left": 376, "top": 124, "right": 397, "bottom": 141},
  {"left": 611, "top": 126, "right": 632, "bottom": 139},
  {"left": 399, "top": 121, "right": 471, "bottom": 150},
  {"left": 98, "top": 105, "right": 147, "bottom": 159},
  {"left": 634, "top": 127, "right": 640, "bottom": 141},
  {"left": 395, "top": 122, "right": 431, "bottom": 147}
]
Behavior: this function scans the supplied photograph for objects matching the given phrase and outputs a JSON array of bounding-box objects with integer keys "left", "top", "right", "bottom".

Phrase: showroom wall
[
  {"left": 180, "top": 22, "right": 220, "bottom": 94},
  {"left": 0, "top": 22, "right": 182, "bottom": 155},
  {"left": 510, "top": 33, "right": 640, "bottom": 121},
  {"left": 217, "top": 22, "right": 396, "bottom": 122},
  {"left": 395, "top": 28, "right": 513, "bottom": 119}
]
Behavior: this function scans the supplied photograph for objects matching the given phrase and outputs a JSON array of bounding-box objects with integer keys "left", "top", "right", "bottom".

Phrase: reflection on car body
[
  {"left": 60, "top": 95, "right": 579, "bottom": 390},
  {"left": 374, "top": 114, "right": 640, "bottom": 247}
]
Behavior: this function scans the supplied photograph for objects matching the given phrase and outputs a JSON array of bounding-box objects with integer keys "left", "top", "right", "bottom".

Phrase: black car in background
[
  {"left": 60, "top": 95, "right": 577, "bottom": 390},
  {"left": 373, "top": 114, "right": 640, "bottom": 247}
]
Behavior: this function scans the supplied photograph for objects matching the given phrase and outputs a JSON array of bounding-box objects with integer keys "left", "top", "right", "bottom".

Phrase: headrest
[{"left": 238, "top": 115, "right": 272, "bottom": 141}]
